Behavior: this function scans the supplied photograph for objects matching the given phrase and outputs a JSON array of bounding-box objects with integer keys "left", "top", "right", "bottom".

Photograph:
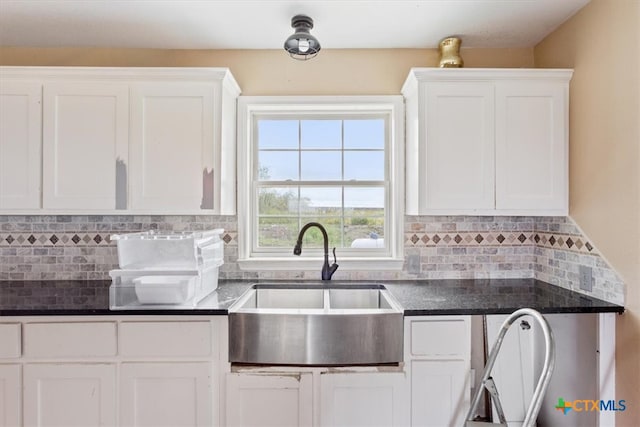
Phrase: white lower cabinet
[
  {"left": 406, "top": 316, "right": 471, "bottom": 427},
  {"left": 226, "top": 372, "right": 313, "bottom": 427},
  {"left": 0, "top": 364, "right": 21, "bottom": 427},
  {"left": 319, "top": 372, "right": 409, "bottom": 427},
  {"left": 120, "top": 362, "right": 212, "bottom": 427},
  {"left": 410, "top": 360, "right": 469, "bottom": 427},
  {"left": 485, "top": 314, "right": 536, "bottom": 426},
  {"left": 3, "top": 316, "right": 476, "bottom": 427},
  {"left": 23, "top": 364, "right": 116, "bottom": 427},
  {"left": 3, "top": 317, "right": 224, "bottom": 427}
]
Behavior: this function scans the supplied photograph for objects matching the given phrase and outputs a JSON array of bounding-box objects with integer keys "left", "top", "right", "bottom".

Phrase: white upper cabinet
[
  {"left": 423, "top": 82, "right": 495, "bottom": 210},
  {"left": 0, "top": 80, "right": 42, "bottom": 210},
  {"left": 43, "top": 81, "right": 129, "bottom": 210},
  {"left": 403, "top": 68, "right": 572, "bottom": 216},
  {"left": 130, "top": 83, "right": 215, "bottom": 212},
  {"left": 0, "top": 67, "right": 240, "bottom": 214},
  {"left": 495, "top": 81, "right": 567, "bottom": 211}
]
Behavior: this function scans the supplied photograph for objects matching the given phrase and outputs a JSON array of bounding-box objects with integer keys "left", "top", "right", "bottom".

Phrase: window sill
[{"left": 237, "top": 257, "right": 404, "bottom": 272}]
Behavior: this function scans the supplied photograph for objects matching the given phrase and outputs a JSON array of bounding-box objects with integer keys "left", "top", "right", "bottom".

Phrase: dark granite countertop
[{"left": 0, "top": 278, "right": 623, "bottom": 317}]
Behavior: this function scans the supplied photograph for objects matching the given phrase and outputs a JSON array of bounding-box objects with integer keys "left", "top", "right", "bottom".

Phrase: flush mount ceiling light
[{"left": 284, "top": 14, "right": 321, "bottom": 60}]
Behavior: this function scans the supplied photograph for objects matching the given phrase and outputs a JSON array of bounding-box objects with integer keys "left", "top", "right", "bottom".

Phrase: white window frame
[{"left": 237, "top": 96, "right": 404, "bottom": 271}]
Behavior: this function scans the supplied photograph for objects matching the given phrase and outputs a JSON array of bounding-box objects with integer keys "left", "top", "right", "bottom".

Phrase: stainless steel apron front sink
[{"left": 228, "top": 283, "right": 404, "bottom": 366}]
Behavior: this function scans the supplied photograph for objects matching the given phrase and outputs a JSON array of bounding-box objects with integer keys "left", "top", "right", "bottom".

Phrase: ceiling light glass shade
[{"left": 284, "top": 15, "right": 321, "bottom": 60}]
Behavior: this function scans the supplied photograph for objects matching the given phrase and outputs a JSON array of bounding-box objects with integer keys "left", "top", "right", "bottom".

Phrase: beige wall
[
  {"left": 535, "top": 0, "right": 640, "bottom": 425},
  {"left": 0, "top": 46, "right": 533, "bottom": 95}
]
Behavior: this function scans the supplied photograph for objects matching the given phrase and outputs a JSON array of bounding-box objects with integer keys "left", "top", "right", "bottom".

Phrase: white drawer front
[
  {"left": 0, "top": 324, "right": 21, "bottom": 358},
  {"left": 23, "top": 322, "right": 117, "bottom": 358},
  {"left": 410, "top": 318, "right": 469, "bottom": 358},
  {"left": 119, "top": 321, "right": 212, "bottom": 357}
]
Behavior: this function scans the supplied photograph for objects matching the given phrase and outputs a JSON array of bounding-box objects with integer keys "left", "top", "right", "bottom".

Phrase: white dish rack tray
[{"left": 109, "top": 229, "right": 224, "bottom": 309}]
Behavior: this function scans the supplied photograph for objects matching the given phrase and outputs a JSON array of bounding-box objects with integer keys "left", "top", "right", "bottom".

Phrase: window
[{"left": 237, "top": 96, "right": 404, "bottom": 271}]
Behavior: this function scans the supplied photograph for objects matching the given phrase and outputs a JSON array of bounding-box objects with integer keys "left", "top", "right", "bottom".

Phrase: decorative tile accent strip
[
  {"left": 534, "top": 232, "right": 598, "bottom": 255},
  {"left": 1, "top": 233, "right": 113, "bottom": 246},
  {"left": 405, "top": 232, "right": 535, "bottom": 247}
]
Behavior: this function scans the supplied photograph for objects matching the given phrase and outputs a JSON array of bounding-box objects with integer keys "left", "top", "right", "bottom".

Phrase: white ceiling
[{"left": 0, "top": 0, "right": 590, "bottom": 50}]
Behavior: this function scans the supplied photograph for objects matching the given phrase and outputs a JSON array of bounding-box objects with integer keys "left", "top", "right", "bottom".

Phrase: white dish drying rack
[{"left": 109, "top": 229, "right": 224, "bottom": 309}]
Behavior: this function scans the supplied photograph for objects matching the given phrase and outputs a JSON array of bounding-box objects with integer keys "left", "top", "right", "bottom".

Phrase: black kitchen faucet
[{"left": 293, "top": 222, "right": 339, "bottom": 280}]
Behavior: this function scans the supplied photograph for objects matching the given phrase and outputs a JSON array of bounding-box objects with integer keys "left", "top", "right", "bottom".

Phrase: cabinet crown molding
[
  {"left": 402, "top": 68, "right": 573, "bottom": 93},
  {"left": 0, "top": 66, "right": 241, "bottom": 94}
]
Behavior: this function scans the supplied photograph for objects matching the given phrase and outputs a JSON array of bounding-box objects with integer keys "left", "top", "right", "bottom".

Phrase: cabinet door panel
[
  {"left": 424, "top": 83, "right": 494, "bottom": 210},
  {"left": 0, "top": 81, "right": 41, "bottom": 209},
  {"left": 120, "top": 363, "right": 212, "bottom": 427},
  {"left": 0, "top": 365, "right": 21, "bottom": 427},
  {"left": 410, "top": 318, "right": 469, "bottom": 358},
  {"left": 23, "top": 321, "right": 117, "bottom": 358},
  {"left": 320, "top": 372, "right": 409, "bottom": 427},
  {"left": 226, "top": 373, "right": 312, "bottom": 427},
  {"left": 0, "top": 323, "right": 21, "bottom": 358},
  {"left": 118, "top": 321, "right": 212, "bottom": 358},
  {"left": 23, "top": 364, "right": 116, "bottom": 427},
  {"left": 130, "top": 83, "right": 215, "bottom": 211},
  {"left": 411, "top": 360, "right": 469, "bottom": 427},
  {"left": 495, "top": 82, "right": 567, "bottom": 212},
  {"left": 486, "top": 314, "right": 536, "bottom": 425},
  {"left": 43, "top": 82, "right": 128, "bottom": 210}
]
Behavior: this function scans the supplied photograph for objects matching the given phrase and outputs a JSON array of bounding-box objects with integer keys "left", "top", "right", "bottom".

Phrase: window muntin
[{"left": 254, "top": 115, "right": 388, "bottom": 254}]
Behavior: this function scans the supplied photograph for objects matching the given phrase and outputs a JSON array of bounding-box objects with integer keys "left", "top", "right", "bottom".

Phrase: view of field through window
[{"left": 256, "top": 118, "right": 387, "bottom": 249}]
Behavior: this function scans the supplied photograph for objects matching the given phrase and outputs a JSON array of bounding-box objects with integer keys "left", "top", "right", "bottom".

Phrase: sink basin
[
  {"left": 228, "top": 283, "right": 403, "bottom": 366},
  {"left": 239, "top": 287, "right": 325, "bottom": 309},
  {"left": 329, "top": 288, "right": 395, "bottom": 309}
]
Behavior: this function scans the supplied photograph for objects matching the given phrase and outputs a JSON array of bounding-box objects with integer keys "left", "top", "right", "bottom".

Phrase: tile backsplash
[{"left": 0, "top": 214, "right": 625, "bottom": 305}]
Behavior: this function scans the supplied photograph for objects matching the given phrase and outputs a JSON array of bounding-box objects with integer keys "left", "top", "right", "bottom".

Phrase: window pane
[
  {"left": 258, "top": 217, "right": 299, "bottom": 247},
  {"left": 301, "top": 120, "right": 341, "bottom": 149},
  {"left": 345, "top": 216, "right": 385, "bottom": 248},
  {"left": 344, "top": 151, "right": 384, "bottom": 181},
  {"left": 344, "top": 119, "right": 384, "bottom": 149},
  {"left": 344, "top": 187, "right": 384, "bottom": 211},
  {"left": 344, "top": 186, "right": 384, "bottom": 248},
  {"left": 258, "top": 120, "right": 298, "bottom": 149},
  {"left": 259, "top": 151, "right": 298, "bottom": 181},
  {"left": 301, "top": 151, "right": 341, "bottom": 180},
  {"left": 298, "top": 217, "right": 343, "bottom": 249},
  {"left": 258, "top": 187, "right": 299, "bottom": 215},
  {"left": 300, "top": 187, "right": 342, "bottom": 215}
]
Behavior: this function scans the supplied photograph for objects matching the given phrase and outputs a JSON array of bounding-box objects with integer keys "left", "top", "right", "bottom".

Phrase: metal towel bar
[{"left": 465, "top": 308, "right": 555, "bottom": 427}]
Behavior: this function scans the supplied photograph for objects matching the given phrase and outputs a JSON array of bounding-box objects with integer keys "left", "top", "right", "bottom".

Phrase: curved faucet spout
[{"left": 293, "top": 222, "right": 339, "bottom": 280}]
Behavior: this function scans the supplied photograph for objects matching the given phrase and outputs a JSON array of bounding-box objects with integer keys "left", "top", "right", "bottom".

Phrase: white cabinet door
[
  {"left": 43, "top": 82, "right": 129, "bottom": 210},
  {"left": 226, "top": 373, "right": 312, "bottom": 427},
  {"left": 495, "top": 82, "right": 567, "bottom": 213},
  {"left": 424, "top": 82, "right": 495, "bottom": 211},
  {"left": 411, "top": 360, "right": 469, "bottom": 427},
  {"left": 486, "top": 315, "right": 536, "bottom": 427},
  {"left": 320, "top": 372, "right": 409, "bottom": 427},
  {"left": 0, "top": 365, "right": 21, "bottom": 427},
  {"left": 405, "top": 316, "right": 471, "bottom": 427},
  {"left": 130, "top": 83, "right": 215, "bottom": 212},
  {"left": 0, "top": 81, "right": 41, "bottom": 210},
  {"left": 23, "top": 363, "right": 116, "bottom": 427},
  {"left": 120, "top": 362, "right": 212, "bottom": 427}
]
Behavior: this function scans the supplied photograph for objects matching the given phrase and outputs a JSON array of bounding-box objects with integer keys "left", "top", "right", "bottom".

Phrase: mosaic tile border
[
  {"left": 404, "top": 231, "right": 598, "bottom": 255},
  {"left": 0, "top": 232, "right": 239, "bottom": 247},
  {"left": 405, "top": 231, "right": 534, "bottom": 246},
  {"left": 1, "top": 229, "right": 597, "bottom": 255},
  {"left": 534, "top": 232, "right": 597, "bottom": 255}
]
